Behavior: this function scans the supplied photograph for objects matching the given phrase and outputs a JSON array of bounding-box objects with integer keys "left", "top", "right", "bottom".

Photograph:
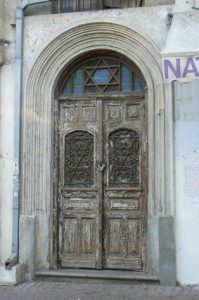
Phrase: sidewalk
[{"left": 0, "top": 281, "right": 199, "bottom": 300}]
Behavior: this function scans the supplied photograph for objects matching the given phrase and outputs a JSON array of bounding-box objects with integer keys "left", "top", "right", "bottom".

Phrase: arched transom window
[{"left": 60, "top": 57, "right": 143, "bottom": 95}]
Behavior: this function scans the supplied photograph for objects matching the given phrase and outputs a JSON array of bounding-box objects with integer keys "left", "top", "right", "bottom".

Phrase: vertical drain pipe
[
  {"left": 5, "top": 0, "right": 51, "bottom": 270},
  {"left": 0, "top": 0, "right": 4, "bottom": 66}
]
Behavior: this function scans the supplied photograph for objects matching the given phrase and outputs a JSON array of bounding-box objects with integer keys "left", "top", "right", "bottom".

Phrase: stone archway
[
  {"left": 19, "top": 21, "right": 171, "bottom": 279},
  {"left": 54, "top": 52, "right": 148, "bottom": 270}
]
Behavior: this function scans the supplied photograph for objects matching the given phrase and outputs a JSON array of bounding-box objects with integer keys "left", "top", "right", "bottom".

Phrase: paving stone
[{"left": 0, "top": 282, "right": 199, "bottom": 300}]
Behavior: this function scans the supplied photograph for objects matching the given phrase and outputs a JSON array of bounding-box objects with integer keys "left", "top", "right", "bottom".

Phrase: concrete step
[{"left": 35, "top": 269, "right": 159, "bottom": 284}]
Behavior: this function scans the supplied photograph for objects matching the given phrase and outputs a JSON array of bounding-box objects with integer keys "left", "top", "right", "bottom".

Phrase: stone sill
[{"left": 35, "top": 269, "right": 159, "bottom": 284}]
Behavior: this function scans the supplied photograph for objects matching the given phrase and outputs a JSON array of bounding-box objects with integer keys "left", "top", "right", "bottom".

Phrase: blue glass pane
[
  {"left": 62, "top": 0, "right": 75, "bottom": 12},
  {"left": 106, "top": 85, "right": 119, "bottom": 92},
  {"left": 122, "top": 84, "right": 132, "bottom": 92},
  {"left": 93, "top": 69, "right": 111, "bottom": 85},
  {"left": 86, "top": 60, "right": 98, "bottom": 67},
  {"left": 106, "top": 60, "right": 119, "bottom": 66},
  {"left": 85, "top": 86, "right": 97, "bottom": 93},
  {"left": 134, "top": 77, "right": 143, "bottom": 92},
  {"left": 74, "top": 70, "right": 84, "bottom": 84},
  {"left": 122, "top": 65, "right": 132, "bottom": 92},
  {"left": 63, "top": 80, "right": 71, "bottom": 95},
  {"left": 74, "top": 70, "right": 84, "bottom": 94},
  {"left": 74, "top": 86, "right": 84, "bottom": 94}
]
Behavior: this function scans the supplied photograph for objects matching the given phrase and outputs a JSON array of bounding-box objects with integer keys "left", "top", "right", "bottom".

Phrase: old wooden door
[{"left": 56, "top": 56, "right": 147, "bottom": 271}]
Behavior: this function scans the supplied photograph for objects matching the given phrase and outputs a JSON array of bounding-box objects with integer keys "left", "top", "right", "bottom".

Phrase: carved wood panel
[
  {"left": 103, "top": 98, "right": 147, "bottom": 270},
  {"left": 58, "top": 100, "right": 101, "bottom": 268}
]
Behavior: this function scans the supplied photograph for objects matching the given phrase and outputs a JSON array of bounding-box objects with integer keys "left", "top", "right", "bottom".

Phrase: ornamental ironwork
[
  {"left": 109, "top": 129, "right": 140, "bottom": 187},
  {"left": 64, "top": 131, "right": 94, "bottom": 187}
]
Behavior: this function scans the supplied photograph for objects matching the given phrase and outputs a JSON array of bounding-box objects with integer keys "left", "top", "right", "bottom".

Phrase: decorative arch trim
[{"left": 21, "top": 22, "right": 166, "bottom": 218}]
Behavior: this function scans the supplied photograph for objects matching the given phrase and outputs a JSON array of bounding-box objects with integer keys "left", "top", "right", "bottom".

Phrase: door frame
[
  {"left": 53, "top": 88, "right": 148, "bottom": 270},
  {"left": 20, "top": 22, "right": 174, "bottom": 280}
]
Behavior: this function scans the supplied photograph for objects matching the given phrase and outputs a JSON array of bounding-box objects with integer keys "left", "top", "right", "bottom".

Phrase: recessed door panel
[
  {"left": 63, "top": 218, "right": 78, "bottom": 254},
  {"left": 108, "top": 219, "right": 123, "bottom": 254}
]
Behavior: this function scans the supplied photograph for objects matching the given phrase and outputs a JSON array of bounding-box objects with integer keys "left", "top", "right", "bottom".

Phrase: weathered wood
[
  {"left": 103, "top": 97, "right": 147, "bottom": 270},
  {"left": 56, "top": 94, "right": 147, "bottom": 270},
  {"left": 58, "top": 99, "right": 99, "bottom": 268},
  {"left": 95, "top": 100, "right": 103, "bottom": 269}
]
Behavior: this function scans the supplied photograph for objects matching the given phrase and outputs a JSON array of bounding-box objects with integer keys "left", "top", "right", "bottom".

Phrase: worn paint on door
[{"left": 57, "top": 94, "right": 147, "bottom": 270}]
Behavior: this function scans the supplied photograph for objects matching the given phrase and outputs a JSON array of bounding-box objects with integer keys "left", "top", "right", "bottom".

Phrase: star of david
[{"left": 84, "top": 59, "right": 120, "bottom": 92}]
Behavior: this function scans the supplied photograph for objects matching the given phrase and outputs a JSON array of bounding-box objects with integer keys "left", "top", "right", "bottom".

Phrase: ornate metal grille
[
  {"left": 55, "top": 0, "right": 142, "bottom": 12},
  {"left": 109, "top": 129, "right": 140, "bottom": 187},
  {"left": 64, "top": 131, "right": 94, "bottom": 187}
]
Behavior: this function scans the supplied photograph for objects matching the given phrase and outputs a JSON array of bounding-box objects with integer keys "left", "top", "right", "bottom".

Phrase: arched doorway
[{"left": 54, "top": 51, "right": 148, "bottom": 271}]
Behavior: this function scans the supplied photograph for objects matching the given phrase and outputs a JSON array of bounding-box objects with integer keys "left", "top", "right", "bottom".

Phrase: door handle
[{"left": 97, "top": 162, "right": 106, "bottom": 172}]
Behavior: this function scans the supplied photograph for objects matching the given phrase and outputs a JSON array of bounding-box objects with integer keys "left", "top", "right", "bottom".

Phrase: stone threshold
[{"left": 35, "top": 269, "right": 159, "bottom": 284}]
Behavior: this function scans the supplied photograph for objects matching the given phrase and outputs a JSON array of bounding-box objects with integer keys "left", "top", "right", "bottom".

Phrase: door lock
[{"left": 97, "top": 162, "right": 106, "bottom": 172}]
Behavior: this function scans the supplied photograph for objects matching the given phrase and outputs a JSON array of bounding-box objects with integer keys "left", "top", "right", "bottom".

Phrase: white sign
[
  {"left": 163, "top": 56, "right": 199, "bottom": 82},
  {"left": 183, "top": 158, "right": 199, "bottom": 208}
]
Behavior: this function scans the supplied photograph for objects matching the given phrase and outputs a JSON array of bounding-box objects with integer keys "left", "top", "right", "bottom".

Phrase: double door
[{"left": 57, "top": 95, "right": 147, "bottom": 270}]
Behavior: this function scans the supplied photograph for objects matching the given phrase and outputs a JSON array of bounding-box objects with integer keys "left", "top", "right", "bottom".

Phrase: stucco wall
[
  {"left": 175, "top": 0, "right": 193, "bottom": 11},
  {"left": 23, "top": 5, "right": 171, "bottom": 77},
  {"left": 175, "top": 79, "right": 199, "bottom": 285},
  {"left": 0, "top": 0, "right": 199, "bottom": 285},
  {"left": 0, "top": 0, "right": 17, "bottom": 263},
  {"left": 3, "top": 0, "right": 18, "bottom": 65},
  {"left": 0, "top": 65, "right": 15, "bottom": 262}
]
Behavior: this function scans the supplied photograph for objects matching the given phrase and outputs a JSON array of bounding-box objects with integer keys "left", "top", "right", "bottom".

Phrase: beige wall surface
[
  {"left": 1, "top": 0, "right": 199, "bottom": 285},
  {"left": 3, "top": 0, "right": 19, "bottom": 65},
  {"left": 0, "top": 0, "right": 16, "bottom": 263},
  {"left": 175, "top": 79, "right": 199, "bottom": 284},
  {"left": 0, "top": 65, "right": 15, "bottom": 262},
  {"left": 23, "top": 5, "right": 171, "bottom": 77}
]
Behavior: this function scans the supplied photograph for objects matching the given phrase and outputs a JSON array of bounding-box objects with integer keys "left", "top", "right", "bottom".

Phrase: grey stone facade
[{"left": 0, "top": 0, "right": 199, "bottom": 286}]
